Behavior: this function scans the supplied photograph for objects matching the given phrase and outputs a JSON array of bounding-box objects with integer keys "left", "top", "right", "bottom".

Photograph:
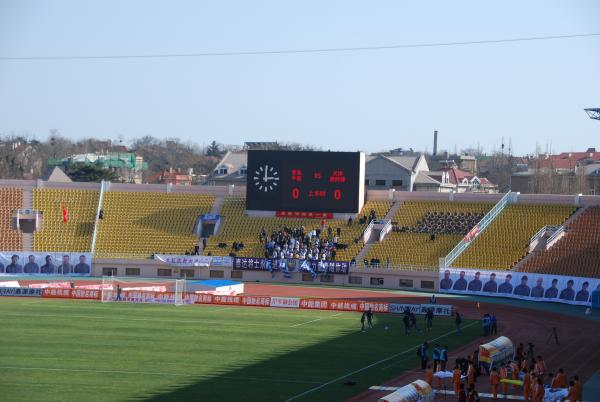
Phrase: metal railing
[
  {"left": 90, "top": 180, "right": 107, "bottom": 254},
  {"left": 378, "top": 220, "right": 392, "bottom": 242},
  {"left": 442, "top": 191, "right": 514, "bottom": 267},
  {"left": 529, "top": 225, "right": 559, "bottom": 245},
  {"left": 546, "top": 225, "right": 565, "bottom": 246}
]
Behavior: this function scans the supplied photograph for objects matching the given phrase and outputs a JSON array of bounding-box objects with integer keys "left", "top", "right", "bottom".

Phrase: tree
[
  {"left": 65, "top": 163, "right": 120, "bottom": 182},
  {"left": 206, "top": 141, "right": 222, "bottom": 157}
]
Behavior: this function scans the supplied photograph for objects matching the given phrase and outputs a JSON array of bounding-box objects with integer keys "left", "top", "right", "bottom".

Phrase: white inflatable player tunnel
[
  {"left": 479, "top": 336, "right": 514, "bottom": 369},
  {"left": 378, "top": 379, "right": 433, "bottom": 402}
]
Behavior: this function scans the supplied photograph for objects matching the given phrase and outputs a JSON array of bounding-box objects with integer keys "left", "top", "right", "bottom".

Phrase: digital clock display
[{"left": 246, "top": 150, "right": 364, "bottom": 213}]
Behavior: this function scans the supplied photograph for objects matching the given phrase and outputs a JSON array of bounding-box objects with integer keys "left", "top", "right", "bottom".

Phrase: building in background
[{"left": 48, "top": 152, "right": 148, "bottom": 184}]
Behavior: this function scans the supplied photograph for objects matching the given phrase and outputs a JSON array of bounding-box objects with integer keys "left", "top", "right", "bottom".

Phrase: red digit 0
[
  {"left": 334, "top": 189, "right": 342, "bottom": 200},
  {"left": 292, "top": 188, "right": 300, "bottom": 199}
]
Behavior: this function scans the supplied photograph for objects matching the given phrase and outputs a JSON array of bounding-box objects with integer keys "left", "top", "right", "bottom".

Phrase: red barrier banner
[
  {"left": 241, "top": 296, "right": 271, "bottom": 307},
  {"left": 270, "top": 296, "right": 300, "bottom": 309},
  {"left": 42, "top": 288, "right": 73, "bottom": 298},
  {"left": 212, "top": 295, "right": 243, "bottom": 305},
  {"left": 71, "top": 289, "right": 101, "bottom": 300}
]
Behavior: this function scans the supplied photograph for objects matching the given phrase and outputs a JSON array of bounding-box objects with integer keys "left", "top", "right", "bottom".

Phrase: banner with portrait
[
  {"left": 0, "top": 252, "right": 93, "bottom": 276},
  {"left": 439, "top": 267, "right": 597, "bottom": 306}
]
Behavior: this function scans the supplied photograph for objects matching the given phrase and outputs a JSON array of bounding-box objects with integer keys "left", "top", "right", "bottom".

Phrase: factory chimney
[{"left": 433, "top": 130, "right": 438, "bottom": 156}]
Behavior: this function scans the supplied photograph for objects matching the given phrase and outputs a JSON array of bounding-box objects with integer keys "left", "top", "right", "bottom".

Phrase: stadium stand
[
  {"left": 364, "top": 201, "right": 493, "bottom": 268},
  {"left": 517, "top": 206, "right": 600, "bottom": 278},
  {"left": 0, "top": 187, "right": 23, "bottom": 251},
  {"left": 204, "top": 197, "right": 392, "bottom": 261},
  {"left": 452, "top": 203, "right": 576, "bottom": 270},
  {"left": 33, "top": 188, "right": 98, "bottom": 252},
  {"left": 94, "top": 192, "right": 214, "bottom": 258}
]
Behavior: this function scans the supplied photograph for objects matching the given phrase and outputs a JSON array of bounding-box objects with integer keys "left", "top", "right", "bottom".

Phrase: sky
[{"left": 0, "top": 0, "right": 599, "bottom": 155}]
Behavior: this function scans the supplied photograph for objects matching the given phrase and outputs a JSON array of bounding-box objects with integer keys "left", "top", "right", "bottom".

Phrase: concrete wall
[{"left": 92, "top": 258, "right": 440, "bottom": 292}]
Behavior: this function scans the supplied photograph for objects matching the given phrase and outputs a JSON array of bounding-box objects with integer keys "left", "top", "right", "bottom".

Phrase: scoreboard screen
[{"left": 246, "top": 150, "right": 365, "bottom": 213}]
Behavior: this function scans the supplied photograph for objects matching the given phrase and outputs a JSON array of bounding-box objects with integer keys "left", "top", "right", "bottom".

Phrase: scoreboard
[{"left": 246, "top": 150, "right": 365, "bottom": 214}]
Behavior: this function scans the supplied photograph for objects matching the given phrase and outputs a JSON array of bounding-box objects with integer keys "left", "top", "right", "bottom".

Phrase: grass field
[{"left": 0, "top": 298, "right": 480, "bottom": 402}]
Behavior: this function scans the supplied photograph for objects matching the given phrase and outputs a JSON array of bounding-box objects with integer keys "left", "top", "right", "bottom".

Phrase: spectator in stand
[
  {"left": 6, "top": 255, "right": 23, "bottom": 274},
  {"left": 23, "top": 255, "right": 40, "bottom": 274},
  {"left": 58, "top": 254, "right": 73, "bottom": 275},
  {"left": 498, "top": 274, "right": 513, "bottom": 294},
  {"left": 544, "top": 279, "right": 559, "bottom": 299},
  {"left": 467, "top": 272, "right": 483, "bottom": 292},
  {"left": 483, "top": 273, "right": 498, "bottom": 292},
  {"left": 559, "top": 280, "right": 576, "bottom": 301},
  {"left": 40, "top": 255, "right": 56, "bottom": 274},
  {"left": 453, "top": 271, "right": 468, "bottom": 291},
  {"left": 74, "top": 255, "right": 91, "bottom": 274},
  {"left": 530, "top": 277, "right": 545, "bottom": 298}
]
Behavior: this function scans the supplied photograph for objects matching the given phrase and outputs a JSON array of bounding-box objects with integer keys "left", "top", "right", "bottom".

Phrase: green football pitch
[{"left": 0, "top": 297, "right": 479, "bottom": 402}]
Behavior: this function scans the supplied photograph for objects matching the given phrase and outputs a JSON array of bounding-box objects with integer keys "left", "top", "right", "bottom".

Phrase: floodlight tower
[{"left": 584, "top": 108, "right": 600, "bottom": 120}]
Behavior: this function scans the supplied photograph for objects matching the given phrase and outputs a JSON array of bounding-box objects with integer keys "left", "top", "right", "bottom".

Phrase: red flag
[{"left": 62, "top": 205, "right": 68, "bottom": 223}]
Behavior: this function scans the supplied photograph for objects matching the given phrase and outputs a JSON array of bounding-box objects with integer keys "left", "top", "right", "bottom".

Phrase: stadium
[{"left": 1, "top": 149, "right": 599, "bottom": 402}]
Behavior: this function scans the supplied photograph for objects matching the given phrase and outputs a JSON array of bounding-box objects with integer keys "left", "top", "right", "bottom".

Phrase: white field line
[
  {"left": 283, "top": 320, "right": 478, "bottom": 402},
  {"left": 0, "top": 366, "right": 324, "bottom": 385},
  {"left": 290, "top": 313, "right": 343, "bottom": 327}
]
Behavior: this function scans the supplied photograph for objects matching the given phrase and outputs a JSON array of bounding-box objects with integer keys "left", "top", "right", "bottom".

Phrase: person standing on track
[
  {"left": 467, "top": 360, "right": 475, "bottom": 388},
  {"left": 116, "top": 284, "right": 122, "bottom": 301},
  {"left": 522, "top": 368, "right": 532, "bottom": 402},
  {"left": 440, "top": 345, "right": 448, "bottom": 370},
  {"left": 455, "top": 311, "right": 463, "bottom": 334},
  {"left": 432, "top": 344, "right": 441, "bottom": 370},
  {"left": 366, "top": 308, "right": 373, "bottom": 329},
  {"left": 500, "top": 364, "right": 509, "bottom": 397},
  {"left": 490, "top": 366, "right": 499, "bottom": 400},
  {"left": 490, "top": 313, "right": 497, "bottom": 335},
  {"left": 403, "top": 313, "right": 410, "bottom": 334},
  {"left": 533, "top": 377, "right": 544, "bottom": 402},
  {"left": 360, "top": 311, "right": 367, "bottom": 332},
  {"left": 574, "top": 375, "right": 583, "bottom": 402},
  {"left": 417, "top": 341, "right": 429, "bottom": 370},
  {"left": 425, "top": 364, "right": 433, "bottom": 386},
  {"left": 452, "top": 365, "right": 462, "bottom": 396},
  {"left": 426, "top": 308, "right": 434, "bottom": 331}
]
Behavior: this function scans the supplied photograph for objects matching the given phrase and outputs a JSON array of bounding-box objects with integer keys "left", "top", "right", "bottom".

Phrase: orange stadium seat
[
  {"left": 0, "top": 188, "right": 23, "bottom": 251},
  {"left": 517, "top": 206, "right": 600, "bottom": 278}
]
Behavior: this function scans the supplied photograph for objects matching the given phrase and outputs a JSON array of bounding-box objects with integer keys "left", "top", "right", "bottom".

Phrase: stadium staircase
[
  {"left": 21, "top": 189, "right": 33, "bottom": 251},
  {"left": 354, "top": 201, "right": 401, "bottom": 263},
  {"left": 515, "top": 205, "right": 600, "bottom": 278}
]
